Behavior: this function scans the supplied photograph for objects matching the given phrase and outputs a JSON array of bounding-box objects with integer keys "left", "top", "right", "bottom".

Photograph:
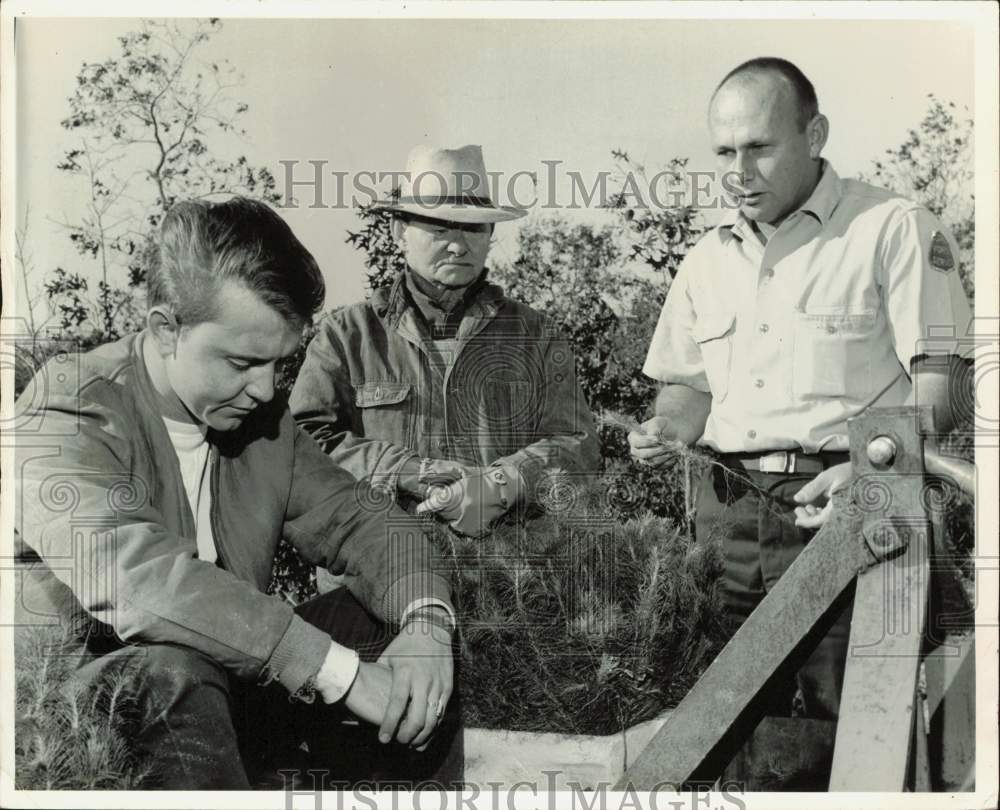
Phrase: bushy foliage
[
  {"left": 493, "top": 216, "right": 663, "bottom": 419},
  {"left": 46, "top": 18, "right": 281, "bottom": 341},
  {"left": 862, "top": 95, "right": 975, "bottom": 301},
  {"left": 346, "top": 202, "right": 406, "bottom": 295},
  {"left": 604, "top": 151, "right": 705, "bottom": 280}
]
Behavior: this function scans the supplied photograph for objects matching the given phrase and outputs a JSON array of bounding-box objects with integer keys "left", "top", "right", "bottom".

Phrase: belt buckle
[{"left": 759, "top": 451, "right": 794, "bottom": 473}]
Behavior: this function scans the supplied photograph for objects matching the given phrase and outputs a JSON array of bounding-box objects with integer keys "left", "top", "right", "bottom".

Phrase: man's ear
[
  {"left": 147, "top": 306, "right": 181, "bottom": 357},
  {"left": 390, "top": 216, "right": 407, "bottom": 246},
  {"left": 807, "top": 113, "right": 829, "bottom": 159}
]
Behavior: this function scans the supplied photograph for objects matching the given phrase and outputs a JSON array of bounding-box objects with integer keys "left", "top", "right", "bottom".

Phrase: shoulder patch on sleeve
[{"left": 929, "top": 230, "right": 955, "bottom": 272}]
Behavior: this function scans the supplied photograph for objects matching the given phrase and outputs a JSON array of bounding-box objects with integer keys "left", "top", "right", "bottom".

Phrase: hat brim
[{"left": 371, "top": 200, "right": 527, "bottom": 223}]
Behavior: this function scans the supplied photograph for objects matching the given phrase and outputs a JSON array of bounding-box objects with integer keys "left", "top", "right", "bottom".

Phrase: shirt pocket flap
[
  {"left": 798, "top": 309, "right": 877, "bottom": 335},
  {"left": 692, "top": 312, "right": 736, "bottom": 344},
  {"left": 354, "top": 382, "right": 411, "bottom": 407}
]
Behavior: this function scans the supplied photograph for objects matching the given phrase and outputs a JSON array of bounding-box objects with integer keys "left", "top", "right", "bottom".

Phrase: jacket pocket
[
  {"left": 793, "top": 309, "right": 876, "bottom": 399},
  {"left": 353, "top": 381, "right": 415, "bottom": 448},
  {"left": 692, "top": 312, "right": 736, "bottom": 402}
]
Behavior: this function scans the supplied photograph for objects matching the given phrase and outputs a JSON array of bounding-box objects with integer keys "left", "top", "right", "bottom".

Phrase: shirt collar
[
  {"left": 798, "top": 160, "right": 841, "bottom": 224},
  {"left": 718, "top": 159, "right": 842, "bottom": 242}
]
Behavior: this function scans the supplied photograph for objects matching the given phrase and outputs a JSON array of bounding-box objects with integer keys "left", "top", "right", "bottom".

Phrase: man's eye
[{"left": 228, "top": 359, "right": 250, "bottom": 371}]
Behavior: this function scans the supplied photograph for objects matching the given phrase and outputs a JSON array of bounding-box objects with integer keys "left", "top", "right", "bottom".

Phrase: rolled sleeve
[
  {"left": 641, "top": 257, "right": 711, "bottom": 391},
  {"left": 879, "top": 207, "right": 973, "bottom": 368}
]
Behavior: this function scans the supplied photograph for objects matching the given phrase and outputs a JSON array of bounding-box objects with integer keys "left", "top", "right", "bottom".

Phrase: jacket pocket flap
[
  {"left": 692, "top": 312, "right": 736, "bottom": 343},
  {"left": 354, "top": 382, "right": 411, "bottom": 407}
]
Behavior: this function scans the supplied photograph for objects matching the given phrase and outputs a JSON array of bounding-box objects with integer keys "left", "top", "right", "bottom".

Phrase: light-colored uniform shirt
[{"left": 643, "top": 162, "right": 973, "bottom": 453}]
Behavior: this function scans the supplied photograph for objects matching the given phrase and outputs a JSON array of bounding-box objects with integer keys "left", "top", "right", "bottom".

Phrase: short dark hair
[
  {"left": 715, "top": 57, "right": 819, "bottom": 131},
  {"left": 147, "top": 197, "right": 324, "bottom": 329}
]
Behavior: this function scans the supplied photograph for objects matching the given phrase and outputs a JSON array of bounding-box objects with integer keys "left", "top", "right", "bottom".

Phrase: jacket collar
[
  {"left": 405, "top": 267, "right": 488, "bottom": 326},
  {"left": 372, "top": 268, "right": 507, "bottom": 328},
  {"left": 718, "top": 159, "right": 842, "bottom": 242}
]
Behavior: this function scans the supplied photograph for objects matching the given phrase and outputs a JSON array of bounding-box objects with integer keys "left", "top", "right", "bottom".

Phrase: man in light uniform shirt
[{"left": 629, "top": 57, "right": 972, "bottom": 721}]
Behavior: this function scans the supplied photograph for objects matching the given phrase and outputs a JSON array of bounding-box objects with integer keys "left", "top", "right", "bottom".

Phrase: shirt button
[
  {"left": 826, "top": 325, "right": 837, "bottom": 334},
  {"left": 763, "top": 268, "right": 775, "bottom": 279},
  {"left": 374, "top": 387, "right": 383, "bottom": 401},
  {"left": 747, "top": 429, "right": 757, "bottom": 439},
  {"left": 754, "top": 378, "right": 765, "bottom": 388},
  {"left": 759, "top": 323, "right": 770, "bottom": 334}
]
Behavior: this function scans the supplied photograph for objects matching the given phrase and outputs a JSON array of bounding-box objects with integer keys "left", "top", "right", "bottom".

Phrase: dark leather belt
[{"left": 722, "top": 449, "right": 850, "bottom": 474}]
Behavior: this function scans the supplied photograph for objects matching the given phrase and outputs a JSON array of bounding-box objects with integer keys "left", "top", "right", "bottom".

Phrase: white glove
[{"left": 416, "top": 464, "right": 524, "bottom": 537}]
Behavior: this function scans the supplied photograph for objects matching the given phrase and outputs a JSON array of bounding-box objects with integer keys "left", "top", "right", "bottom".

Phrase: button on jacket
[
  {"left": 15, "top": 332, "right": 453, "bottom": 697},
  {"left": 643, "top": 162, "right": 973, "bottom": 453},
  {"left": 289, "top": 273, "right": 601, "bottom": 501}
]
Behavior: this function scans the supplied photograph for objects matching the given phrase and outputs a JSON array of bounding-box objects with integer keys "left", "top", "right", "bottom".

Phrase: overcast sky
[{"left": 12, "top": 11, "right": 981, "bottom": 318}]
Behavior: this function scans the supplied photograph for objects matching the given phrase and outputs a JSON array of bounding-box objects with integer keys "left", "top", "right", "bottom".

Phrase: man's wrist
[
  {"left": 396, "top": 454, "right": 425, "bottom": 496},
  {"left": 315, "top": 641, "right": 361, "bottom": 703},
  {"left": 489, "top": 462, "right": 525, "bottom": 509},
  {"left": 403, "top": 604, "right": 456, "bottom": 634}
]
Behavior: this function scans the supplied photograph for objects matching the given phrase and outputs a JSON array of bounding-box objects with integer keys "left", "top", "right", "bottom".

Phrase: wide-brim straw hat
[{"left": 372, "top": 144, "right": 527, "bottom": 224}]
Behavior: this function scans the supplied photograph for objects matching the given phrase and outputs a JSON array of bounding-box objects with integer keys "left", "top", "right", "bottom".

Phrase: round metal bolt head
[{"left": 867, "top": 435, "right": 897, "bottom": 466}]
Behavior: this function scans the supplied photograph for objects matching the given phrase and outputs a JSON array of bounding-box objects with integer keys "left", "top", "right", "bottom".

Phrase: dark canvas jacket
[
  {"left": 15, "top": 331, "right": 452, "bottom": 695},
  {"left": 289, "top": 274, "right": 601, "bottom": 500}
]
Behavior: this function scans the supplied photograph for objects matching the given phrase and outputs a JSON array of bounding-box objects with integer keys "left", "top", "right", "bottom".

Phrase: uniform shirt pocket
[
  {"left": 692, "top": 312, "right": 736, "bottom": 402},
  {"left": 353, "top": 381, "right": 416, "bottom": 448},
  {"left": 793, "top": 309, "right": 876, "bottom": 399}
]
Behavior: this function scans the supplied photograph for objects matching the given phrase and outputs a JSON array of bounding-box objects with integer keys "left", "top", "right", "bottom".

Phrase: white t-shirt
[{"left": 162, "top": 417, "right": 216, "bottom": 564}]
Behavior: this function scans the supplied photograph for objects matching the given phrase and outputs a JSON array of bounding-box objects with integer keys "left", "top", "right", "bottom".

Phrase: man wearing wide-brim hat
[{"left": 291, "top": 145, "right": 600, "bottom": 536}]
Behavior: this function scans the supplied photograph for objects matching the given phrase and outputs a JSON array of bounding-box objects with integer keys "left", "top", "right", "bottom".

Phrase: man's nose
[
  {"left": 446, "top": 235, "right": 468, "bottom": 255},
  {"left": 733, "top": 151, "right": 754, "bottom": 183},
  {"left": 245, "top": 365, "right": 276, "bottom": 404}
]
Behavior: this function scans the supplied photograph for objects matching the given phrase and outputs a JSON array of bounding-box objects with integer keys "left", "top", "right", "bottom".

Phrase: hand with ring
[{"left": 375, "top": 610, "right": 454, "bottom": 750}]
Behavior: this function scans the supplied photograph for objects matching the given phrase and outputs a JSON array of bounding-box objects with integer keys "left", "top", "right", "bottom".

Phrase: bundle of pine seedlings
[
  {"left": 15, "top": 625, "right": 152, "bottom": 790},
  {"left": 437, "top": 472, "right": 727, "bottom": 736}
]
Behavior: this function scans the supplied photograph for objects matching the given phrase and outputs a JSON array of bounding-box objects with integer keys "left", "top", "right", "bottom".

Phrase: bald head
[
  {"left": 707, "top": 58, "right": 828, "bottom": 225},
  {"left": 710, "top": 71, "right": 803, "bottom": 139},
  {"left": 712, "top": 57, "right": 819, "bottom": 131}
]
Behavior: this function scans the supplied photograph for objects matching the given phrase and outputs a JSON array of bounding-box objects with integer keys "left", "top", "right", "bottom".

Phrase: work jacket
[
  {"left": 15, "top": 331, "right": 451, "bottom": 696},
  {"left": 290, "top": 273, "right": 601, "bottom": 501}
]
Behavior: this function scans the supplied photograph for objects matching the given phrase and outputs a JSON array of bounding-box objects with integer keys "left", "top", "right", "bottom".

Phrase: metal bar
[
  {"left": 829, "top": 520, "right": 931, "bottom": 790},
  {"left": 614, "top": 494, "right": 871, "bottom": 790},
  {"left": 829, "top": 407, "right": 933, "bottom": 790},
  {"left": 924, "top": 450, "right": 975, "bottom": 498},
  {"left": 925, "top": 635, "right": 976, "bottom": 791},
  {"left": 617, "top": 407, "right": 942, "bottom": 791},
  {"left": 912, "top": 683, "right": 932, "bottom": 792}
]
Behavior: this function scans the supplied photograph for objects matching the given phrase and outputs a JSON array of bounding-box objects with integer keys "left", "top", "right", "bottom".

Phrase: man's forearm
[{"left": 651, "top": 384, "right": 712, "bottom": 445}]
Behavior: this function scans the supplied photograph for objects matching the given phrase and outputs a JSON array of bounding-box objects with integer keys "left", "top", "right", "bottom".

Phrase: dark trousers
[
  {"left": 694, "top": 462, "right": 854, "bottom": 719},
  {"left": 69, "top": 588, "right": 462, "bottom": 789}
]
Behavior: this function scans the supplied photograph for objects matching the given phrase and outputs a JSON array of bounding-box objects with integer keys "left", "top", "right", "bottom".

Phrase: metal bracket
[{"left": 848, "top": 405, "right": 934, "bottom": 567}]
